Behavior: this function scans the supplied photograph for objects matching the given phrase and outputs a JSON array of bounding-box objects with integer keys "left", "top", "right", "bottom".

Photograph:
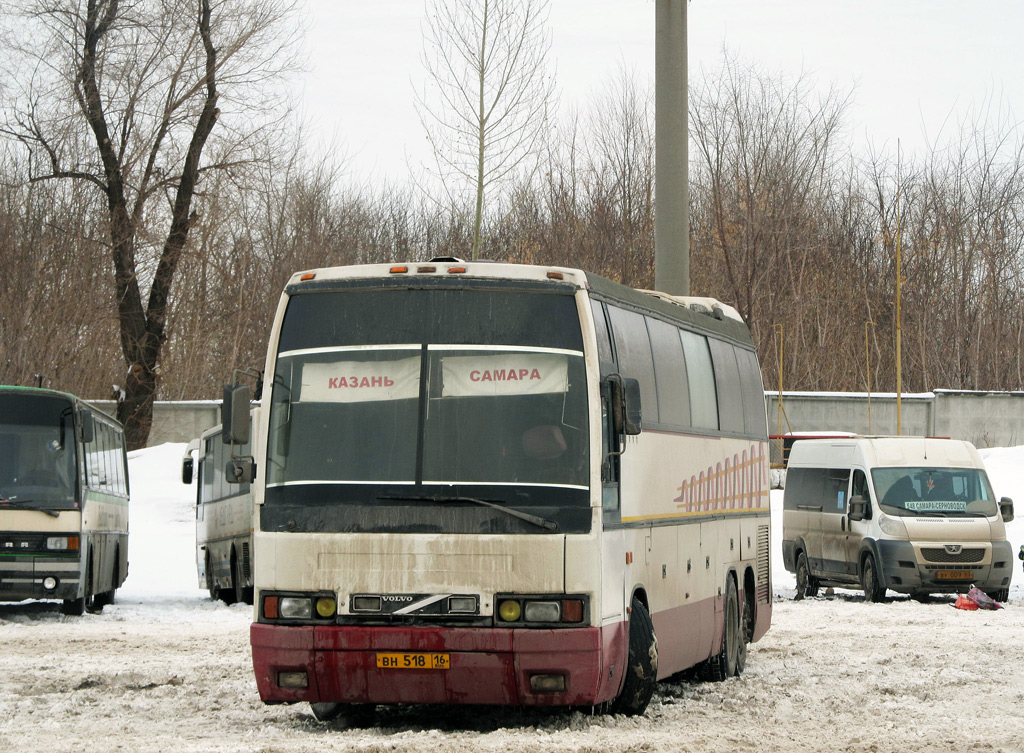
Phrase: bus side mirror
[
  {"left": 80, "top": 411, "right": 95, "bottom": 444},
  {"left": 226, "top": 458, "right": 255, "bottom": 484},
  {"left": 181, "top": 439, "right": 199, "bottom": 485},
  {"left": 609, "top": 375, "right": 642, "bottom": 437},
  {"left": 222, "top": 383, "right": 252, "bottom": 445},
  {"left": 1000, "top": 496, "right": 1014, "bottom": 523},
  {"left": 849, "top": 495, "right": 866, "bottom": 522}
]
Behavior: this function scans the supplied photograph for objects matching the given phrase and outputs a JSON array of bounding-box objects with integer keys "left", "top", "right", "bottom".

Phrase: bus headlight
[
  {"left": 46, "top": 536, "right": 78, "bottom": 550},
  {"left": 315, "top": 597, "right": 337, "bottom": 618},
  {"left": 279, "top": 597, "right": 312, "bottom": 619},
  {"left": 524, "top": 601, "right": 560, "bottom": 622},
  {"left": 42, "top": 577, "right": 58, "bottom": 591},
  {"left": 498, "top": 599, "right": 522, "bottom": 622},
  {"left": 495, "top": 595, "right": 588, "bottom": 626}
]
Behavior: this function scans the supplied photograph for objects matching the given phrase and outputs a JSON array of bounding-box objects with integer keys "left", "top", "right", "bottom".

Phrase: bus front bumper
[
  {"left": 250, "top": 622, "right": 626, "bottom": 707},
  {"left": 0, "top": 557, "right": 81, "bottom": 601}
]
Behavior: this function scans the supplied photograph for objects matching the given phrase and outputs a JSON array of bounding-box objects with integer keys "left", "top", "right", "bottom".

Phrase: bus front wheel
[
  {"left": 310, "top": 703, "right": 375, "bottom": 727},
  {"left": 609, "top": 596, "right": 658, "bottom": 716}
]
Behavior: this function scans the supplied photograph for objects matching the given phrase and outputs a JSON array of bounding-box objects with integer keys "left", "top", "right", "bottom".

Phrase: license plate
[
  {"left": 376, "top": 653, "right": 450, "bottom": 670},
  {"left": 936, "top": 570, "right": 973, "bottom": 580}
]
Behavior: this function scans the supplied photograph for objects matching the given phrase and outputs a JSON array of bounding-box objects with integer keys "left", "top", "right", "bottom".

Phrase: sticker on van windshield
[
  {"left": 837, "top": 491, "right": 845, "bottom": 509},
  {"left": 905, "top": 500, "right": 968, "bottom": 512}
]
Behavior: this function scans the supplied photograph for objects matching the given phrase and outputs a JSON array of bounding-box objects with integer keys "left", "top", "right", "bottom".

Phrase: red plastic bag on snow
[{"left": 954, "top": 594, "right": 980, "bottom": 610}]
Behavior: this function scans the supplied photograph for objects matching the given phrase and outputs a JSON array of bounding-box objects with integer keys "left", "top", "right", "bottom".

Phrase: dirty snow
[{"left": 0, "top": 443, "right": 1022, "bottom": 752}]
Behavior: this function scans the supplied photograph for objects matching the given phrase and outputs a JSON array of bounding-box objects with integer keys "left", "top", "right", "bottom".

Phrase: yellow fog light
[
  {"left": 315, "top": 597, "right": 337, "bottom": 618},
  {"left": 498, "top": 599, "right": 522, "bottom": 622}
]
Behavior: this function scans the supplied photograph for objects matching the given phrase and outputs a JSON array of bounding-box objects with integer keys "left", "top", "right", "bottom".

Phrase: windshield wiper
[
  {"left": 0, "top": 496, "right": 61, "bottom": 518},
  {"left": 379, "top": 494, "right": 559, "bottom": 531}
]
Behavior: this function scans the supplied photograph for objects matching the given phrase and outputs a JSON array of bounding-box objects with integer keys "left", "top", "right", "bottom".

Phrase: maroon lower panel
[{"left": 250, "top": 621, "right": 628, "bottom": 707}]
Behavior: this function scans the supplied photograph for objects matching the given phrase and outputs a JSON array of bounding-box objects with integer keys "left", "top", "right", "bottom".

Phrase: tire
[
  {"left": 794, "top": 551, "right": 818, "bottom": 600},
  {"left": 231, "top": 552, "right": 245, "bottom": 605},
  {"left": 736, "top": 584, "right": 752, "bottom": 676},
  {"left": 861, "top": 553, "right": 885, "bottom": 602},
  {"left": 205, "top": 553, "right": 218, "bottom": 601},
  {"left": 218, "top": 554, "right": 238, "bottom": 605},
  {"left": 310, "top": 703, "right": 376, "bottom": 727},
  {"left": 987, "top": 588, "right": 1010, "bottom": 603},
  {"left": 609, "top": 596, "right": 658, "bottom": 716},
  {"left": 61, "top": 595, "right": 85, "bottom": 616},
  {"left": 63, "top": 554, "right": 93, "bottom": 616},
  {"left": 706, "top": 578, "right": 740, "bottom": 681}
]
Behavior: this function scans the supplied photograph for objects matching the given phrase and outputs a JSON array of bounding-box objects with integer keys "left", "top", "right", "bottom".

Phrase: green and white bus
[
  {"left": 0, "top": 386, "right": 129, "bottom": 615},
  {"left": 228, "top": 261, "right": 772, "bottom": 722}
]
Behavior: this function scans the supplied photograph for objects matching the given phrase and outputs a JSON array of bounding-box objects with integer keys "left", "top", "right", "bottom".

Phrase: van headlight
[{"left": 878, "top": 514, "right": 908, "bottom": 538}]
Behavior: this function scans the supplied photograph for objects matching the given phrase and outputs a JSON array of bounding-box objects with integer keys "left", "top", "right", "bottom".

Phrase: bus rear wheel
[
  {"left": 609, "top": 596, "right": 658, "bottom": 716},
  {"left": 705, "top": 577, "right": 740, "bottom": 681}
]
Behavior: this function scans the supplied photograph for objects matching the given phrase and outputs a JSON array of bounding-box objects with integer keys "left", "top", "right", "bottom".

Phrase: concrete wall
[
  {"left": 106, "top": 390, "right": 1024, "bottom": 450},
  {"left": 766, "top": 390, "right": 1024, "bottom": 449},
  {"left": 91, "top": 401, "right": 221, "bottom": 448}
]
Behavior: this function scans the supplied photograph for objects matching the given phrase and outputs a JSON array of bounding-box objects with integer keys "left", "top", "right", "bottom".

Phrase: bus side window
[{"left": 606, "top": 305, "right": 658, "bottom": 423}]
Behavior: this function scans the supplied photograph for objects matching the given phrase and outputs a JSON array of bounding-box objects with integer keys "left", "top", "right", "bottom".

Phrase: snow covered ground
[{"left": 0, "top": 443, "right": 1022, "bottom": 752}]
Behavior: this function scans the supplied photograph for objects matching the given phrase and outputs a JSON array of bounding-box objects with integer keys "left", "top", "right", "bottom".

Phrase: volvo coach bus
[
  {"left": 182, "top": 411, "right": 258, "bottom": 606},
  {"left": 0, "top": 386, "right": 129, "bottom": 615},
  {"left": 228, "top": 261, "right": 772, "bottom": 722}
]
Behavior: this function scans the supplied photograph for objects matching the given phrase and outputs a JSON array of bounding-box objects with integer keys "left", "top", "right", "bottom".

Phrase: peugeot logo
[{"left": 944, "top": 544, "right": 962, "bottom": 555}]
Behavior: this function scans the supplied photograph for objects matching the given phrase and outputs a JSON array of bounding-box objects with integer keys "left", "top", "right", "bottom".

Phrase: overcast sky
[{"left": 298, "top": 0, "right": 1024, "bottom": 181}]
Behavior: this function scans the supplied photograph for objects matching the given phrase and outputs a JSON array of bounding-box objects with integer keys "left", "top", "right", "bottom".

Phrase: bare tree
[
  {"left": 414, "top": 0, "right": 555, "bottom": 259},
  {"left": 0, "top": 0, "right": 300, "bottom": 448}
]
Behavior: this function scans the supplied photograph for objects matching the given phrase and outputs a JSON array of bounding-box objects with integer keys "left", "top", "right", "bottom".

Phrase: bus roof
[
  {"left": 282, "top": 261, "right": 754, "bottom": 348},
  {"left": 0, "top": 385, "right": 121, "bottom": 425}
]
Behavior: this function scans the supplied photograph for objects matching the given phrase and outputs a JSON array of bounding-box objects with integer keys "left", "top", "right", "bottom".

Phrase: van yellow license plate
[
  {"left": 936, "top": 570, "right": 973, "bottom": 580},
  {"left": 376, "top": 653, "right": 450, "bottom": 670}
]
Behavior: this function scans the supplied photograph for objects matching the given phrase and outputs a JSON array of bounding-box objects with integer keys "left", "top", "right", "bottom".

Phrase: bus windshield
[
  {"left": 0, "top": 393, "right": 78, "bottom": 511},
  {"left": 264, "top": 284, "right": 590, "bottom": 535},
  {"left": 872, "top": 466, "right": 998, "bottom": 517}
]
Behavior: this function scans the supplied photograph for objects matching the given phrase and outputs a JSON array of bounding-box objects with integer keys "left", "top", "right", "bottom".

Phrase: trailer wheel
[{"left": 609, "top": 596, "right": 658, "bottom": 716}]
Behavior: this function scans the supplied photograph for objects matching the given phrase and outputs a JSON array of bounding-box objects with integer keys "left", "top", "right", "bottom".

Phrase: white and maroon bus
[{"left": 227, "top": 261, "right": 771, "bottom": 723}]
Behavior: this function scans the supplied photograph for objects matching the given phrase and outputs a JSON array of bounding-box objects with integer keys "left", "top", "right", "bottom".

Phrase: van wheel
[
  {"left": 609, "top": 597, "right": 658, "bottom": 715},
  {"left": 861, "top": 554, "right": 885, "bottom": 602},
  {"left": 986, "top": 588, "right": 1009, "bottom": 603},
  {"left": 795, "top": 552, "right": 818, "bottom": 600}
]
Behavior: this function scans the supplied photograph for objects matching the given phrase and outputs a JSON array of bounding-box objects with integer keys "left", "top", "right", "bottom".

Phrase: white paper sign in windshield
[
  {"left": 300, "top": 357, "right": 420, "bottom": 403},
  {"left": 441, "top": 353, "right": 569, "bottom": 397}
]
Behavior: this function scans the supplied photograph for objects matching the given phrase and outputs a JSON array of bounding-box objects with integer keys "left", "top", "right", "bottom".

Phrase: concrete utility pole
[{"left": 654, "top": 0, "right": 689, "bottom": 296}]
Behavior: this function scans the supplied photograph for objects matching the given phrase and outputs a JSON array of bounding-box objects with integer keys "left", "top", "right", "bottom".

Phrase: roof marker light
[
  {"left": 547, "top": 271, "right": 564, "bottom": 280},
  {"left": 300, "top": 273, "right": 316, "bottom": 281},
  {"left": 417, "top": 266, "right": 437, "bottom": 273},
  {"left": 448, "top": 266, "right": 467, "bottom": 274},
  {"left": 390, "top": 266, "right": 409, "bottom": 274}
]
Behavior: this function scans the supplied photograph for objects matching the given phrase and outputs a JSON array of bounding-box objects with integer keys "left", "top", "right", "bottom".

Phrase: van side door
[
  {"left": 820, "top": 468, "right": 852, "bottom": 578},
  {"left": 842, "top": 469, "right": 872, "bottom": 577}
]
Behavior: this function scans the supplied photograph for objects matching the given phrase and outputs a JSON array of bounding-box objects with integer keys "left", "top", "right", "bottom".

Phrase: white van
[{"left": 782, "top": 437, "right": 1014, "bottom": 602}]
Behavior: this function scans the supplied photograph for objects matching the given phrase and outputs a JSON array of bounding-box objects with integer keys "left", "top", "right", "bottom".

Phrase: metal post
[
  {"left": 865, "top": 321, "right": 875, "bottom": 433},
  {"left": 654, "top": 0, "right": 689, "bottom": 295}
]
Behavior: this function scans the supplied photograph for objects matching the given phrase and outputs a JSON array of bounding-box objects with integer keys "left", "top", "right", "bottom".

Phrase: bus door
[{"left": 600, "top": 381, "right": 626, "bottom": 622}]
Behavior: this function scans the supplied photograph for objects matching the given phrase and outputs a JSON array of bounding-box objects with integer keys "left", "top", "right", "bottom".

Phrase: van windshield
[{"left": 872, "top": 467, "right": 997, "bottom": 517}]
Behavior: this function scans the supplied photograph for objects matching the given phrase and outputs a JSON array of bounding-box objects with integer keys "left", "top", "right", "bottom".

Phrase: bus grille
[
  {"left": 242, "top": 542, "right": 252, "bottom": 579},
  {"left": 920, "top": 547, "right": 984, "bottom": 564},
  {"left": 756, "top": 525, "right": 770, "bottom": 603}
]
